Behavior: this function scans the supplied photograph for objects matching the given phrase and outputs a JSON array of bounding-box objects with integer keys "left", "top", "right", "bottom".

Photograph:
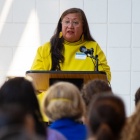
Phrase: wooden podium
[{"left": 26, "top": 70, "right": 107, "bottom": 93}]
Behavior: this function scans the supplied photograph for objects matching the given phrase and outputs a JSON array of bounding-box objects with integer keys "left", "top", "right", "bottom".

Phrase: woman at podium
[
  {"left": 31, "top": 8, "right": 111, "bottom": 82},
  {"left": 30, "top": 8, "right": 111, "bottom": 122}
]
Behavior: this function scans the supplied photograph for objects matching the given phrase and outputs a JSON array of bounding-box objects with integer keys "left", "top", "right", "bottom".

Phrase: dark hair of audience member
[
  {"left": 0, "top": 77, "right": 46, "bottom": 137},
  {"left": 0, "top": 103, "right": 44, "bottom": 140},
  {"left": 87, "top": 94, "right": 126, "bottom": 140},
  {"left": 121, "top": 101, "right": 140, "bottom": 140},
  {"left": 135, "top": 87, "right": 140, "bottom": 106},
  {"left": 81, "top": 79, "right": 112, "bottom": 109}
]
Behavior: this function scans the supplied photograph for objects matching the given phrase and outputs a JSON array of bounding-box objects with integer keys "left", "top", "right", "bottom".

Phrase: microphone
[
  {"left": 79, "top": 46, "right": 99, "bottom": 72},
  {"left": 79, "top": 46, "right": 93, "bottom": 56}
]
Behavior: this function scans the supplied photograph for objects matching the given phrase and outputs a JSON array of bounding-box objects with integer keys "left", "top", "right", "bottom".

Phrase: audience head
[
  {"left": 87, "top": 94, "right": 126, "bottom": 140},
  {"left": 0, "top": 77, "right": 46, "bottom": 137},
  {"left": 81, "top": 79, "right": 112, "bottom": 110},
  {"left": 0, "top": 77, "right": 39, "bottom": 110},
  {"left": 121, "top": 102, "right": 140, "bottom": 140},
  {"left": 0, "top": 104, "right": 35, "bottom": 137},
  {"left": 42, "top": 81, "right": 85, "bottom": 121},
  {"left": 135, "top": 87, "right": 140, "bottom": 106}
]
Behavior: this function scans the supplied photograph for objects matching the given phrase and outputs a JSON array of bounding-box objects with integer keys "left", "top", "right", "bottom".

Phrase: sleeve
[
  {"left": 31, "top": 42, "right": 52, "bottom": 70},
  {"left": 95, "top": 44, "right": 111, "bottom": 82},
  {"left": 31, "top": 46, "right": 45, "bottom": 70}
]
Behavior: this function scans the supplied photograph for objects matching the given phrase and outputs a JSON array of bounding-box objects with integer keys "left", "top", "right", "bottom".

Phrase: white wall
[{"left": 0, "top": 0, "right": 140, "bottom": 116}]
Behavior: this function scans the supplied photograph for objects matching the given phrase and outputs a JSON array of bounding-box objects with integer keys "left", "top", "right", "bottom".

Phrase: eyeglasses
[{"left": 61, "top": 20, "right": 81, "bottom": 27}]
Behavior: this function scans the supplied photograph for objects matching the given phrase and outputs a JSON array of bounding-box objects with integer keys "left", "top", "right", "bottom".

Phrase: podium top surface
[{"left": 26, "top": 70, "right": 106, "bottom": 75}]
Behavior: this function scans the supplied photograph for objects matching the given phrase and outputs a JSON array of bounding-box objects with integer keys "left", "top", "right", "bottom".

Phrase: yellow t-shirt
[{"left": 31, "top": 39, "right": 111, "bottom": 121}]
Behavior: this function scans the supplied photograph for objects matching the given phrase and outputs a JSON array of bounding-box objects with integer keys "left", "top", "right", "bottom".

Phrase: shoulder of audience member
[{"left": 47, "top": 128, "right": 67, "bottom": 140}]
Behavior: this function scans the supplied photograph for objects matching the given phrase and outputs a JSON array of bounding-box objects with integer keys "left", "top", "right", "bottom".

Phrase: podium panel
[{"left": 26, "top": 70, "right": 107, "bottom": 93}]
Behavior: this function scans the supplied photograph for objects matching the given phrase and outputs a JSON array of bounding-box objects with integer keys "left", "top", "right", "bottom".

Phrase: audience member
[
  {"left": 0, "top": 103, "right": 43, "bottom": 140},
  {"left": 87, "top": 94, "right": 126, "bottom": 140},
  {"left": 134, "top": 87, "right": 140, "bottom": 106},
  {"left": 0, "top": 77, "right": 67, "bottom": 140},
  {"left": 121, "top": 102, "right": 140, "bottom": 140},
  {"left": 42, "top": 81, "right": 87, "bottom": 140},
  {"left": 81, "top": 79, "right": 112, "bottom": 111},
  {"left": 0, "top": 77, "right": 46, "bottom": 137}
]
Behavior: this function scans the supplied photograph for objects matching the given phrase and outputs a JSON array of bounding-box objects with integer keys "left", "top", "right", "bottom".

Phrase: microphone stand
[
  {"left": 87, "top": 48, "right": 99, "bottom": 72},
  {"left": 95, "top": 55, "right": 98, "bottom": 71}
]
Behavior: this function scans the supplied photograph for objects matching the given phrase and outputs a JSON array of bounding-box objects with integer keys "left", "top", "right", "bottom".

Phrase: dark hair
[
  {"left": 0, "top": 104, "right": 44, "bottom": 140},
  {"left": 121, "top": 102, "right": 140, "bottom": 140},
  {"left": 135, "top": 87, "right": 140, "bottom": 106},
  {"left": 50, "top": 8, "right": 95, "bottom": 70},
  {"left": 81, "top": 79, "right": 112, "bottom": 108},
  {"left": 0, "top": 104, "right": 29, "bottom": 128},
  {"left": 0, "top": 77, "right": 46, "bottom": 137},
  {"left": 88, "top": 94, "right": 126, "bottom": 140}
]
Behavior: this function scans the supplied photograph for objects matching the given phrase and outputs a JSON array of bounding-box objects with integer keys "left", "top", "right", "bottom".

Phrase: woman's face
[{"left": 61, "top": 13, "right": 83, "bottom": 42}]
